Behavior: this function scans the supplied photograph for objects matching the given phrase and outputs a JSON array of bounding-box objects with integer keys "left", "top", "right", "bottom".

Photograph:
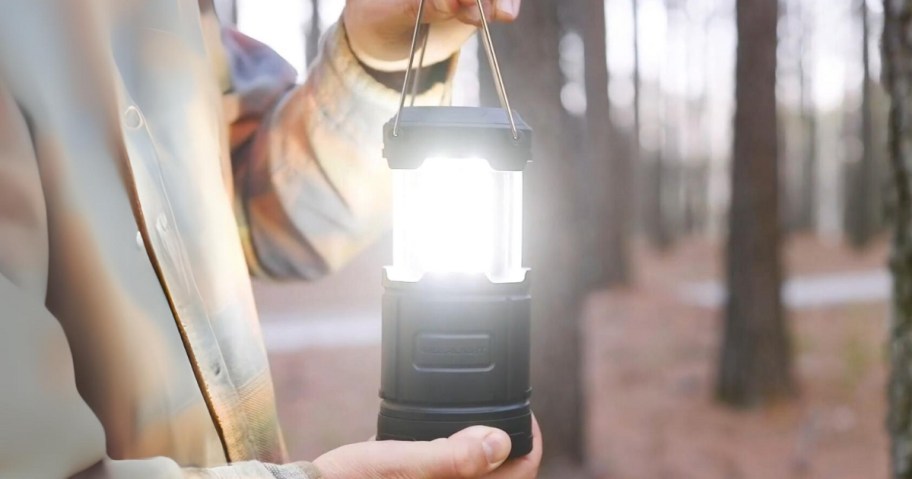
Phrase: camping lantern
[
  {"left": 376, "top": 107, "right": 534, "bottom": 458},
  {"left": 385, "top": 107, "right": 530, "bottom": 284},
  {"left": 375, "top": 0, "right": 533, "bottom": 458}
]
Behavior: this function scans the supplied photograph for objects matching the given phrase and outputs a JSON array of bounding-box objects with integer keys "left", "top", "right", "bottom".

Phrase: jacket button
[{"left": 123, "top": 106, "right": 143, "bottom": 129}]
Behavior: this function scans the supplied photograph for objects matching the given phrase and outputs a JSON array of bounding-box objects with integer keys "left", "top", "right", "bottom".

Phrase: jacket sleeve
[
  {"left": 0, "top": 80, "right": 319, "bottom": 479},
  {"left": 223, "top": 22, "right": 454, "bottom": 280}
]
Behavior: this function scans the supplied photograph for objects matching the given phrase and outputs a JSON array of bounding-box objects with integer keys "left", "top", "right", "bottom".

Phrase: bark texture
[
  {"left": 847, "top": 0, "right": 880, "bottom": 247},
  {"left": 716, "top": 0, "right": 794, "bottom": 407},
  {"left": 580, "top": 0, "right": 633, "bottom": 286},
  {"left": 480, "top": 2, "right": 586, "bottom": 465},
  {"left": 883, "top": 1, "right": 912, "bottom": 476}
]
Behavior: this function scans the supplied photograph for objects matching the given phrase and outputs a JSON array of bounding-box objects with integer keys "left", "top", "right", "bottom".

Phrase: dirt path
[{"left": 262, "top": 235, "right": 890, "bottom": 478}]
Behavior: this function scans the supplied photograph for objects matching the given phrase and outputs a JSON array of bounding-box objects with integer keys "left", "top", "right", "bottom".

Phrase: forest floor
[{"left": 258, "top": 234, "right": 891, "bottom": 479}]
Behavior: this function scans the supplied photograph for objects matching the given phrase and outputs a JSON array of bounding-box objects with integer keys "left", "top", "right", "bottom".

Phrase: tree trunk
[
  {"left": 305, "top": 0, "right": 321, "bottom": 67},
  {"left": 797, "top": 0, "right": 818, "bottom": 232},
  {"left": 716, "top": 0, "right": 794, "bottom": 407},
  {"left": 213, "top": 0, "right": 237, "bottom": 25},
  {"left": 582, "top": 0, "right": 633, "bottom": 286},
  {"left": 847, "top": 0, "right": 878, "bottom": 248},
  {"left": 882, "top": 1, "right": 912, "bottom": 476},
  {"left": 642, "top": 3, "right": 673, "bottom": 250},
  {"left": 645, "top": 152, "right": 672, "bottom": 249},
  {"left": 480, "top": 2, "right": 586, "bottom": 467},
  {"left": 632, "top": 0, "right": 641, "bottom": 152}
]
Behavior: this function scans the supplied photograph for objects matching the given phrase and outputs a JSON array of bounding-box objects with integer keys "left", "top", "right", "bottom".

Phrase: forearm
[{"left": 235, "top": 23, "right": 453, "bottom": 280}]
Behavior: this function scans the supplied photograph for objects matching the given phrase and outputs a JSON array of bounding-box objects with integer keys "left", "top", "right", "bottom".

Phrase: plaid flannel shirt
[{"left": 0, "top": 1, "right": 451, "bottom": 478}]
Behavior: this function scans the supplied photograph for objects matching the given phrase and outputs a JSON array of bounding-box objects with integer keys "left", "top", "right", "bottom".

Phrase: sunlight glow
[{"left": 237, "top": 0, "right": 306, "bottom": 78}]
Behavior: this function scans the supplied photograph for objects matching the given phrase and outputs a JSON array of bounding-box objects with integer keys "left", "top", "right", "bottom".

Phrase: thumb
[{"left": 314, "top": 426, "right": 512, "bottom": 479}]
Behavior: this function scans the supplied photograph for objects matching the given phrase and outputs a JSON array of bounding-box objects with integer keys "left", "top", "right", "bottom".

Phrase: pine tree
[{"left": 716, "top": 0, "right": 794, "bottom": 407}]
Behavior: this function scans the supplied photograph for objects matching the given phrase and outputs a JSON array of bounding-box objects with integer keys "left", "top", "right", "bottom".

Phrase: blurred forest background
[{"left": 213, "top": 0, "right": 908, "bottom": 477}]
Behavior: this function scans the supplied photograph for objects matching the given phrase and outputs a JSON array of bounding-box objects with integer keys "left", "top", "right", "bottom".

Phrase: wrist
[
  {"left": 342, "top": 7, "right": 413, "bottom": 72},
  {"left": 340, "top": 13, "right": 451, "bottom": 92},
  {"left": 358, "top": 58, "right": 451, "bottom": 92}
]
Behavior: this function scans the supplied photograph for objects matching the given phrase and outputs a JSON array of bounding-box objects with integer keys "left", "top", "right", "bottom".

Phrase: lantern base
[
  {"left": 377, "top": 400, "right": 533, "bottom": 459},
  {"left": 377, "top": 272, "right": 533, "bottom": 459}
]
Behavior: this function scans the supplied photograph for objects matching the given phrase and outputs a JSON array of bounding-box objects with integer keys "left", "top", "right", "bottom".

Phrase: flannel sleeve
[{"left": 225, "top": 23, "right": 453, "bottom": 280}]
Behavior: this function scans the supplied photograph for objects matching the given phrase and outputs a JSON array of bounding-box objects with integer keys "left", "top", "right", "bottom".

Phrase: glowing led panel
[{"left": 390, "top": 157, "right": 523, "bottom": 282}]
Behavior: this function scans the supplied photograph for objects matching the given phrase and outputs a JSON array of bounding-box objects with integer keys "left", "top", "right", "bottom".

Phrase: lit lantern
[
  {"left": 374, "top": 0, "right": 534, "bottom": 458},
  {"left": 375, "top": 107, "right": 534, "bottom": 458},
  {"left": 386, "top": 108, "right": 528, "bottom": 284}
]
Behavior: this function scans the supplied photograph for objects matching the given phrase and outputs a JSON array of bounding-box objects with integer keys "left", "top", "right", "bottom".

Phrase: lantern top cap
[{"left": 384, "top": 106, "right": 532, "bottom": 172}]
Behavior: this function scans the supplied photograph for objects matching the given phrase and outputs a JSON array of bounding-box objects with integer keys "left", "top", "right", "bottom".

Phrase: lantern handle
[
  {"left": 474, "top": 0, "right": 520, "bottom": 140},
  {"left": 392, "top": 0, "right": 520, "bottom": 141}
]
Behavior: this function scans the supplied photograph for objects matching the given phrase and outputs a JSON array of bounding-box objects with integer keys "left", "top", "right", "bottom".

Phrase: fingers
[
  {"left": 441, "top": 426, "right": 513, "bottom": 477},
  {"left": 483, "top": 415, "right": 542, "bottom": 479},
  {"left": 429, "top": 0, "right": 459, "bottom": 17},
  {"left": 455, "top": 0, "right": 494, "bottom": 25},
  {"left": 426, "top": 0, "right": 520, "bottom": 25},
  {"left": 314, "top": 426, "right": 512, "bottom": 479}
]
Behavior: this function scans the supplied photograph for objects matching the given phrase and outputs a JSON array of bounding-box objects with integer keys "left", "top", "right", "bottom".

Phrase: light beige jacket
[{"left": 0, "top": 1, "right": 449, "bottom": 478}]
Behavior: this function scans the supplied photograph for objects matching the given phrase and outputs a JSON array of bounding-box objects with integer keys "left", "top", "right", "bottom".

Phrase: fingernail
[{"left": 482, "top": 430, "right": 511, "bottom": 464}]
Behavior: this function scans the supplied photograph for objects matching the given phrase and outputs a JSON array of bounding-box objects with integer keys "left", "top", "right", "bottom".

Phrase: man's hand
[
  {"left": 313, "top": 417, "right": 542, "bottom": 478},
  {"left": 343, "top": 0, "right": 522, "bottom": 72}
]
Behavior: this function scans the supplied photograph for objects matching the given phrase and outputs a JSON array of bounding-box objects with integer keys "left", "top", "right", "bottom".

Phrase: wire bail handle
[{"left": 392, "top": 0, "right": 520, "bottom": 140}]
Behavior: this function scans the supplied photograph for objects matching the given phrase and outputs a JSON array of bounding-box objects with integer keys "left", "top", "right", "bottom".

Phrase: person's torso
[{"left": 0, "top": 0, "right": 285, "bottom": 466}]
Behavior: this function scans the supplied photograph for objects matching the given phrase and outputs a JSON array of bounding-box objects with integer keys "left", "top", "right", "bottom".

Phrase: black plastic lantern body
[{"left": 376, "top": 106, "right": 534, "bottom": 458}]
